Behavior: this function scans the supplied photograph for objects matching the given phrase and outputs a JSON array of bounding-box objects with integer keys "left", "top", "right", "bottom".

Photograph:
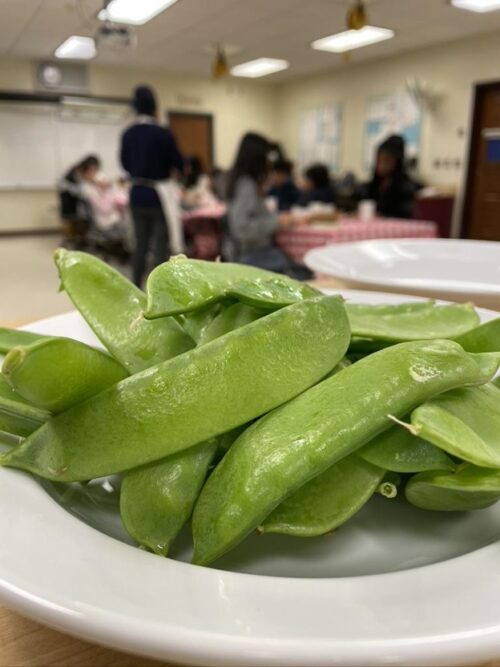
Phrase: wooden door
[
  {"left": 167, "top": 112, "right": 214, "bottom": 171},
  {"left": 462, "top": 82, "right": 500, "bottom": 240}
]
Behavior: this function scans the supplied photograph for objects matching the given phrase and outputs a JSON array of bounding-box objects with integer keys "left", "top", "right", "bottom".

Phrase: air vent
[{"left": 34, "top": 61, "right": 89, "bottom": 94}]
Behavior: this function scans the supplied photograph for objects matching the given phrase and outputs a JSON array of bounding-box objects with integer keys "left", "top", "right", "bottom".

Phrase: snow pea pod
[
  {"left": 405, "top": 464, "right": 500, "bottom": 511},
  {"left": 0, "top": 375, "right": 50, "bottom": 437},
  {"left": 145, "top": 257, "right": 318, "bottom": 318},
  {"left": 121, "top": 440, "right": 217, "bottom": 556},
  {"left": 192, "top": 341, "right": 499, "bottom": 565},
  {"left": 54, "top": 249, "right": 194, "bottom": 373},
  {"left": 346, "top": 301, "right": 479, "bottom": 342},
  {"left": 455, "top": 318, "right": 500, "bottom": 353},
  {"left": 0, "top": 328, "right": 48, "bottom": 354},
  {"left": 411, "top": 383, "right": 500, "bottom": 468},
  {"left": 260, "top": 453, "right": 385, "bottom": 537},
  {"left": 1, "top": 296, "right": 349, "bottom": 482},
  {"left": 359, "top": 424, "right": 455, "bottom": 472},
  {"left": 198, "top": 302, "right": 266, "bottom": 346}
]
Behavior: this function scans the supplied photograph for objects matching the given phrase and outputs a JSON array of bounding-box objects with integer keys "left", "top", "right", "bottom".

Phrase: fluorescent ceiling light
[
  {"left": 98, "top": 0, "right": 178, "bottom": 25},
  {"left": 451, "top": 0, "right": 500, "bottom": 12},
  {"left": 55, "top": 36, "right": 96, "bottom": 60},
  {"left": 311, "top": 26, "right": 394, "bottom": 53},
  {"left": 230, "top": 58, "right": 289, "bottom": 78}
]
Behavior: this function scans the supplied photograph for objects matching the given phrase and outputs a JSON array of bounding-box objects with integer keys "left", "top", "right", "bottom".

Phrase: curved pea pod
[
  {"left": 359, "top": 424, "right": 455, "bottom": 472},
  {"left": 2, "top": 338, "right": 127, "bottom": 413},
  {"left": 121, "top": 440, "right": 217, "bottom": 556},
  {"left": 177, "top": 303, "right": 222, "bottom": 345},
  {"left": 192, "top": 341, "right": 499, "bottom": 565},
  {"left": 346, "top": 301, "right": 479, "bottom": 342},
  {"left": 54, "top": 249, "right": 194, "bottom": 373},
  {"left": 1, "top": 296, "right": 349, "bottom": 482},
  {"left": 260, "top": 454, "right": 385, "bottom": 537},
  {"left": 455, "top": 318, "right": 500, "bottom": 353},
  {"left": 410, "top": 383, "right": 500, "bottom": 468},
  {"left": 145, "top": 256, "right": 318, "bottom": 318},
  {"left": 0, "top": 375, "right": 50, "bottom": 437},
  {"left": 198, "top": 302, "right": 266, "bottom": 346},
  {"left": 0, "top": 328, "right": 48, "bottom": 354},
  {"left": 405, "top": 464, "right": 500, "bottom": 511}
]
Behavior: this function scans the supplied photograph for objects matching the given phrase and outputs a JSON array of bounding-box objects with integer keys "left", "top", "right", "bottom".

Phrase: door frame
[
  {"left": 166, "top": 110, "right": 215, "bottom": 169},
  {"left": 460, "top": 80, "right": 500, "bottom": 238}
]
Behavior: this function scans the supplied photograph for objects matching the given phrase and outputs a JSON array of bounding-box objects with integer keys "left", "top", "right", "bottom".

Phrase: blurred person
[
  {"left": 360, "top": 134, "right": 419, "bottom": 219},
  {"left": 299, "top": 163, "right": 337, "bottom": 206},
  {"left": 85, "top": 172, "right": 128, "bottom": 242},
  {"left": 58, "top": 154, "right": 101, "bottom": 248},
  {"left": 120, "top": 85, "right": 184, "bottom": 286},
  {"left": 182, "top": 155, "right": 217, "bottom": 208},
  {"left": 209, "top": 166, "right": 227, "bottom": 201},
  {"left": 267, "top": 159, "right": 300, "bottom": 211},
  {"left": 225, "top": 132, "right": 310, "bottom": 277}
]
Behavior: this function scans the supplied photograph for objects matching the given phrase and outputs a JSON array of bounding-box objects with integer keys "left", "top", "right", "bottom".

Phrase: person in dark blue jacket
[
  {"left": 267, "top": 159, "right": 300, "bottom": 211},
  {"left": 299, "top": 163, "right": 337, "bottom": 207},
  {"left": 120, "top": 85, "right": 184, "bottom": 286}
]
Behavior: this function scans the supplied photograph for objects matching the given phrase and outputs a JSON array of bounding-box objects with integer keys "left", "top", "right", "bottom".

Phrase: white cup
[{"left": 358, "top": 199, "right": 376, "bottom": 222}]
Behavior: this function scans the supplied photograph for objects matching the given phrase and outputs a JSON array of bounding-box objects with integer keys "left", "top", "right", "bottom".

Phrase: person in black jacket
[
  {"left": 267, "top": 159, "right": 300, "bottom": 211},
  {"left": 120, "top": 85, "right": 184, "bottom": 286},
  {"left": 361, "top": 134, "right": 419, "bottom": 219},
  {"left": 58, "top": 154, "right": 101, "bottom": 247},
  {"left": 299, "top": 163, "right": 337, "bottom": 206}
]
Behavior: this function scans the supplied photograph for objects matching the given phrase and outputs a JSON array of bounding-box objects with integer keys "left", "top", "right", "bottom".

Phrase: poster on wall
[
  {"left": 363, "top": 91, "right": 421, "bottom": 169},
  {"left": 298, "top": 104, "right": 342, "bottom": 172}
]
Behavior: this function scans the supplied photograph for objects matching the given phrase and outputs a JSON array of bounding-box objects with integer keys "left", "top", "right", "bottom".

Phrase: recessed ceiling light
[
  {"left": 230, "top": 58, "right": 289, "bottom": 78},
  {"left": 311, "top": 26, "right": 394, "bottom": 53},
  {"left": 450, "top": 0, "right": 500, "bottom": 12},
  {"left": 54, "top": 36, "right": 96, "bottom": 60},
  {"left": 98, "top": 0, "right": 178, "bottom": 26}
]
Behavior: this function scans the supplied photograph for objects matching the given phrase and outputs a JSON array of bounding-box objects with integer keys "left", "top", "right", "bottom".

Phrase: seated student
[
  {"left": 224, "top": 132, "right": 309, "bottom": 277},
  {"left": 58, "top": 155, "right": 101, "bottom": 247},
  {"left": 84, "top": 172, "right": 128, "bottom": 242},
  {"left": 360, "top": 134, "right": 419, "bottom": 219},
  {"left": 182, "top": 155, "right": 217, "bottom": 208},
  {"left": 299, "top": 163, "right": 337, "bottom": 206},
  {"left": 267, "top": 159, "right": 300, "bottom": 211}
]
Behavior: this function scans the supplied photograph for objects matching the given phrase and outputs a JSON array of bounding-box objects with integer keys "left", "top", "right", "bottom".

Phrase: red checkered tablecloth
[{"left": 276, "top": 217, "right": 438, "bottom": 264}]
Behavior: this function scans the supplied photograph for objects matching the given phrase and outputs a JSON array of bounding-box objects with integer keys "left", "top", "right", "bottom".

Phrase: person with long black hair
[
  {"left": 225, "top": 132, "right": 307, "bottom": 275},
  {"left": 361, "top": 134, "right": 419, "bottom": 219}
]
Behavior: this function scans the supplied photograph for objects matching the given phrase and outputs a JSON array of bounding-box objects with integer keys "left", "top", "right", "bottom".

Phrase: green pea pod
[
  {"left": 121, "top": 439, "right": 217, "bottom": 556},
  {"left": 2, "top": 338, "right": 128, "bottom": 413},
  {"left": 1, "top": 296, "right": 349, "bottom": 482},
  {"left": 346, "top": 301, "right": 479, "bottom": 342},
  {"left": 145, "top": 257, "right": 318, "bottom": 318},
  {"left": 260, "top": 453, "right": 385, "bottom": 537},
  {"left": 176, "top": 303, "right": 222, "bottom": 345},
  {"left": 348, "top": 338, "right": 392, "bottom": 355},
  {"left": 192, "top": 341, "right": 499, "bottom": 565},
  {"left": 198, "top": 302, "right": 266, "bottom": 346},
  {"left": 411, "top": 383, "right": 500, "bottom": 468},
  {"left": 54, "top": 249, "right": 194, "bottom": 373},
  {"left": 0, "top": 375, "right": 50, "bottom": 437},
  {"left": 405, "top": 464, "right": 500, "bottom": 511},
  {"left": 0, "top": 328, "right": 48, "bottom": 354},
  {"left": 455, "top": 318, "right": 500, "bottom": 353},
  {"left": 359, "top": 424, "right": 455, "bottom": 472}
]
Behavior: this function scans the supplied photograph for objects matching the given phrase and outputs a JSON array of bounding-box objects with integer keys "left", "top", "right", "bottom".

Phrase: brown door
[
  {"left": 463, "top": 82, "right": 500, "bottom": 240},
  {"left": 167, "top": 112, "right": 214, "bottom": 171}
]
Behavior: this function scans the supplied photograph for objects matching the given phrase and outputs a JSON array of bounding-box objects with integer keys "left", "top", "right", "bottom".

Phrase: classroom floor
[{"left": 0, "top": 235, "right": 132, "bottom": 327}]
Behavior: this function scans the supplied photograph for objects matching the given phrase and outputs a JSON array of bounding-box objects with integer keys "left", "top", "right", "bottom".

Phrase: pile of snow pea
[{"left": 2, "top": 249, "right": 500, "bottom": 566}]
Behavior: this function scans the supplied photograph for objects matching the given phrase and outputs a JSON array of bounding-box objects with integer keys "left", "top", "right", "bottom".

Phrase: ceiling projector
[{"left": 95, "top": 22, "right": 136, "bottom": 49}]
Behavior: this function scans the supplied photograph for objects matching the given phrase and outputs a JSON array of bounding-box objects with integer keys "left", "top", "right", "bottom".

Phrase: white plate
[
  {"left": 305, "top": 239, "right": 500, "bottom": 303},
  {"left": 1, "top": 291, "right": 500, "bottom": 666}
]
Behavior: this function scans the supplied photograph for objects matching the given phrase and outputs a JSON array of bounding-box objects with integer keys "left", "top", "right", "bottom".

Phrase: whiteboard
[
  {"left": 0, "top": 102, "right": 130, "bottom": 189},
  {"left": 298, "top": 104, "right": 342, "bottom": 172}
]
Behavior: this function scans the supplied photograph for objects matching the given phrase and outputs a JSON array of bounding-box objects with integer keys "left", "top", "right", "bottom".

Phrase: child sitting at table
[{"left": 267, "top": 159, "right": 300, "bottom": 211}]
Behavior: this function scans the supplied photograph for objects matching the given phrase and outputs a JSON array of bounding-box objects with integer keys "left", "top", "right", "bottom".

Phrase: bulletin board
[
  {"left": 363, "top": 91, "right": 422, "bottom": 169},
  {"left": 298, "top": 104, "right": 342, "bottom": 172}
]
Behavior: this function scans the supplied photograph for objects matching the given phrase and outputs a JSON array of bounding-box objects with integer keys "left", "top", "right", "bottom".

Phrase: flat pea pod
[
  {"left": 405, "top": 464, "right": 500, "bottom": 511},
  {"left": 1, "top": 296, "right": 349, "bottom": 482},
  {"left": 346, "top": 301, "right": 479, "bottom": 342},
  {"left": 177, "top": 303, "right": 222, "bottom": 345},
  {"left": 54, "top": 248, "right": 194, "bottom": 373},
  {"left": 192, "top": 341, "right": 499, "bottom": 565},
  {"left": 0, "top": 328, "right": 48, "bottom": 354},
  {"left": 145, "top": 256, "right": 318, "bottom": 318},
  {"left": 411, "top": 383, "right": 500, "bottom": 468},
  {"left": 260, "top": 453, "right": 385, "bottom": 537},
  {"left": 0, "top": 375, "right": 50, "bottom": 437},
  {"left": 359, "top": 424, "right": 455, "bottom": 472},
  {"left": 2, "top": 338, "right": 127, "bottom": 413},
  {"left": 455, "top": 318, "right": 500, "bottom": 353},
  {"left": 198, "top": 302, "right": 266, "bottom": 346},
  {"left": 121, "top": 439, "right": 217, "bottom": 556}
]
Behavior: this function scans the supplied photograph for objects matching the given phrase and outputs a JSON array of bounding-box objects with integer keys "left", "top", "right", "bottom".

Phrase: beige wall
[
  {"left": 275, "top": 29, "right": 500, "bottom": 187},
  {"left": 0, "top": 58, "right": 279, "bottom": 231}
]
